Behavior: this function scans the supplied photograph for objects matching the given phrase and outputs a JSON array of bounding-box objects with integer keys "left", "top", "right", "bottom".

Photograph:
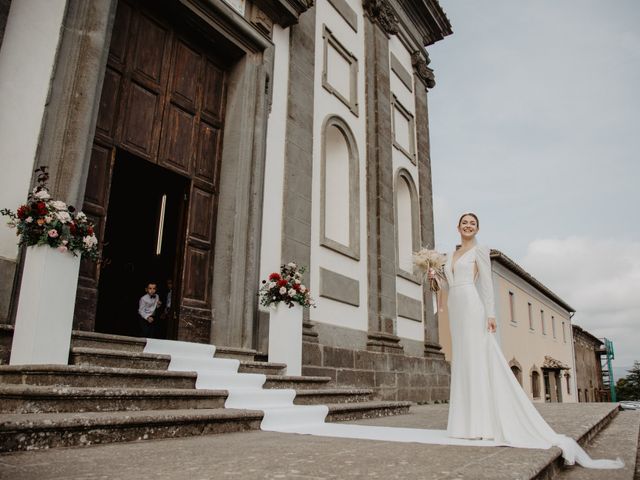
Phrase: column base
[
  {"left": 424, "top": 341, "right": 445, "bottom": 359},
  {"left": 302, "top": 319, "right": 319, "bottom": 343},
  {"left": 367, "top": 331, "right": 404, "bottom": 353}
]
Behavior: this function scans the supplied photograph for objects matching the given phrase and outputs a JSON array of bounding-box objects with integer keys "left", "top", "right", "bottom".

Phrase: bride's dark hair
[{"left": 458, "top": 212, "right": 479, "bottom": 227}]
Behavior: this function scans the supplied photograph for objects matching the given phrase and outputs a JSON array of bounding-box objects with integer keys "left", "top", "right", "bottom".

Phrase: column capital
[
  {"left": 362, "top": 0, "right": 399, "bottom": 37},
  {"left": 411, "top": 50, "right": 436, "bottom": 89}
]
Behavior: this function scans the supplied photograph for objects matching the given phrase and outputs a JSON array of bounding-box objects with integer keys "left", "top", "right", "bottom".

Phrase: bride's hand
[{"left": 487, "top": 318, "right": 496, "bottom": 333}]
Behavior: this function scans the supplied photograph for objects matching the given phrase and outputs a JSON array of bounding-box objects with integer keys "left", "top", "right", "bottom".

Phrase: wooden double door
[{"left": 77, "top": 0, "right": 228, "bottom": 340}]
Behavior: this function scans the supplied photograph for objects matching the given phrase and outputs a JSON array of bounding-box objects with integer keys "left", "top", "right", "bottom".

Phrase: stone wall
[
  {"left": 302, "top": 339, "right": 450, "bottom": 403},
  {"left": 573, "top": 325, "right": 606, "bottom": 402}
]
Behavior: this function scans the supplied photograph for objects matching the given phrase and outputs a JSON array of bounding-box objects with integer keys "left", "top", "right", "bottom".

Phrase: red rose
[
  {"left": 69, "top": 222, "right": 77, "bottom": 234},
  {"left": 17, "top": 205, "right": 28, "bottom": 219},
  {"left": 293, "top": 284, "right": 301, "bottom": 291},
  {"left": 88, "top": 226, "right": 94, "bottom": 235},
  {"left": 269, "top": 273, "right": 281, "bottom": 281},
  {"left": 277, "top": 279, "right": 288, "bottom": 287},
  {"left": 36, "top": 202, "right": 47, "bottom": 215}
]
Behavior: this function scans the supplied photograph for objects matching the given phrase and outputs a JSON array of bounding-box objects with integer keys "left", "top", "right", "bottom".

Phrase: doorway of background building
[{"left": 95, "top": 150, "right": 189, "bottom": 338}]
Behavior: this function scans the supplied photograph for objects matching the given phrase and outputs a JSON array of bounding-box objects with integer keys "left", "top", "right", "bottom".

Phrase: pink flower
[{"left": 48, "top": 229, "right": 59, "bottom": 238}]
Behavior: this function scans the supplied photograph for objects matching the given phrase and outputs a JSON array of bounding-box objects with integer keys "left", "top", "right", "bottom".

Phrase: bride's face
[{"left": 458, "top": 215, "right": 479, "bottom": 240}]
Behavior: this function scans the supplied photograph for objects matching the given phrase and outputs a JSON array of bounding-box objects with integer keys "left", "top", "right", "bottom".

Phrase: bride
[{"left": 430, "top": 212, "right": 623, "bottom": 468}]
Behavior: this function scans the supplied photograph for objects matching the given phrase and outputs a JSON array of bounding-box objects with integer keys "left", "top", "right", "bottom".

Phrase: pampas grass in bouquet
[{"left": 413, "top": 248, "right": 446, "bottom": 292}]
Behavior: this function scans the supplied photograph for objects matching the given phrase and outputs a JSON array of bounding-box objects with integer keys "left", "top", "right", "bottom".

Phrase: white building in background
[{"left": 439, "top": 249, "right": 578, "bottom": 403}]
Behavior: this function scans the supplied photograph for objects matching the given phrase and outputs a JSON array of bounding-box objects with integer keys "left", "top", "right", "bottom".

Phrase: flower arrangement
[
  {"left": 413, "top": 248, "right": 447, "bottom": 292},
  {"left": 259, "top": 262, "right": 316, "bottom": 309},
  {"left": 1, "top": 166, "right": 99, "bottom": 260}
]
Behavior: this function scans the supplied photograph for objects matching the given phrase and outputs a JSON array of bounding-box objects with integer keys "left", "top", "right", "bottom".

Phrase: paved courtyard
[{"left": 0, "top": 404, "right": 637, "bottom": 480}]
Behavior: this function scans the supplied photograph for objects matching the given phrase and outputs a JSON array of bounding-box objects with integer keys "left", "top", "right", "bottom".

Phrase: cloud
[{"left": 521, "top": 237, "right": 640, "bottom": 367}]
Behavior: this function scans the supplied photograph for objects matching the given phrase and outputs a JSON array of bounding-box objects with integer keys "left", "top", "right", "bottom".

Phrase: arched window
[
  {"left": 531, "top": 369, "right": 541, "bottom": 399},
  {"left": 511, "top": 366, "right": 523, "bottom": 385},
  {"left": 509, "top": 358, "right": 523, "bottom": 386},
  {"left": 394, "top": 169, "right": 420, "bottom": 281},
  {"left": 320, "top": 115, "right": 360, "bottom": 259}
]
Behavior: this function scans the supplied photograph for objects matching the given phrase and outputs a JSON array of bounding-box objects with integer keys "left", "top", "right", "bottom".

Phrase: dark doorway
[
  {"left": 95, "top": 151, "right": 188, "bottom": 338},
  {"left": 76, "top": 0, "right": 228, "bottom": 341}
]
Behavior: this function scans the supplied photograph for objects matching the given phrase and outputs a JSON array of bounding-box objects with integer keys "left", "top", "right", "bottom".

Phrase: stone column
[
  {"left": 281, "top": 5, "right": 318, "bottom": 340},
  {"left": 412, "top": 50, "right": 444, "bottom": 358},
  {"left": 363, "top": 0, "right": 402, "bottom": 353},
  {"left": 35, "top": 0, "right": 118, "bottom": 209}
]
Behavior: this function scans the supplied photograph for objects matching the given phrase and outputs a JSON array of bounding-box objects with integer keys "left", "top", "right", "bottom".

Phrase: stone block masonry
[{"left": 302, "top": 341, "right": 450, "bottom": 403}]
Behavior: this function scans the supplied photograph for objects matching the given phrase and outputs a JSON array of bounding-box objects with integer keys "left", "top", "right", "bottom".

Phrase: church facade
[{"left": 0, "top": 0, "right": 452, "bottom": 402}]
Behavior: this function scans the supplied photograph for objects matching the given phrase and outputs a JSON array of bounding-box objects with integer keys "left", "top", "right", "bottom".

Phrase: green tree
[{"left": 616, "top": 361, "right": 640, "bottom": 401}]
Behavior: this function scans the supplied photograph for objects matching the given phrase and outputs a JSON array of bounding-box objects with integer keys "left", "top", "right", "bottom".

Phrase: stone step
[
  {"left": 554, "top": 409, "right": 640, "bottom": 480},
  {"left": 0, "top": 365, "right": 332, "bottom": 390},
  {"left": 70, "top": 347, "right": 287, "bottom": 375},
  {"left": 0, "top": 408, "right": 263, "bottom": 453},
  {"left": 324, "top": 400, "right": 411, "bottom": 422},
  {"left": 0, "top": 385, "right": 375, "bottom": 413},
  {"left": 70, "top": 330, "right": 258, "bottom": 362},
  {"left": 0, "top": 401, "right": 413, "bottom": 453},
  {"left": 0, "top": 385, "right": 227, "bottom": 413},
  {"left": 0, "top": 325, "right": 259, "bottom": 363},
  {"left": 293, "top": 388, "right": 374, "bottom": 405}
]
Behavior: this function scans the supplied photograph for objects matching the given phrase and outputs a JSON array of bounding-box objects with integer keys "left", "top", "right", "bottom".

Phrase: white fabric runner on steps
[{"left": 143, "top": 338, "right": 623, "bottom": 469}]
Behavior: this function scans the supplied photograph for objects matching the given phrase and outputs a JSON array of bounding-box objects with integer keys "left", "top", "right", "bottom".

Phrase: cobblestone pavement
[{"left": 1, "top": 403, "right": 634, "bottom": 480}]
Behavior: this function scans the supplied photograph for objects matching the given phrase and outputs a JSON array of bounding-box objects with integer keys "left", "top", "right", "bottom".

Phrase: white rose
[
  {"left": 268, "top": 282, "right": 276, "bottom": 289},
  {"left": 294, "top": 279, "right": 301, "bottom": 285},
  {"left": 287, "top": 262, "right": 297, "bottom": 269},
  {"left": 34, "top": 189, "right": 50, "bottom": 200},
  {"left": 300, "top": 285, "right": 306, "bottom": 293},
  {"left": 25, "top": 217, "right": 33, "bottom": 223},
  {"left": 83, "top": 235, "right": 97, "bottom": 249},
  {"left": 279, "top": 287, "right": 287, "bottom": 295},
  {"left": 288, "top": 288, "right": 296, "bottom": 297},
  {"left": 51, "top": 200, "right": 67, "bottom": 211},
  {"left": 76, "top": 212, "right": 87, "bottom": 222},
  {"left": 56, "top": 211, "right": 71, "bottom": 223}
]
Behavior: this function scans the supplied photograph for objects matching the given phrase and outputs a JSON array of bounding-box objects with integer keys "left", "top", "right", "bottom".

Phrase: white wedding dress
[{"left": 444, "top": 243, "right": 623, "bottom": 468}]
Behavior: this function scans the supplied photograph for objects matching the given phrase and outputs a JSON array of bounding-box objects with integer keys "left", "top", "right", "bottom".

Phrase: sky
[{"left": 427, "top": 0, "right": 640, "bottom": 372}]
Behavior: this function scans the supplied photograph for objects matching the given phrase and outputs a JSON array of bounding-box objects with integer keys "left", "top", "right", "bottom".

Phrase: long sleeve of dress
[{"left": 475, "top": 245, "right": 496, "bottom": 318}]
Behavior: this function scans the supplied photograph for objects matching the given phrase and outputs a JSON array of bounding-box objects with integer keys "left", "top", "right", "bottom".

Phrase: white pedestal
[
  {"left": 10, "top": 246, "right": 81, "bottom": 365},
  {"left": 268, "top": 303, "right": 303, "bottom": 376}
]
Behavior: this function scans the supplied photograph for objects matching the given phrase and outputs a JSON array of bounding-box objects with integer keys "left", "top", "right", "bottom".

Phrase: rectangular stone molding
[
  {"left": 322, "top": 25, "right": 359, "bottom": 116},
  {"left": 396, "top": 293, "right": 422, "bottom": 322},
  {"left": 319, "top": 268, "right": 360, "bottom": 307},
  {"left": 327, "top": 0, "right": 357, "bottom": 32},
  {"left": 390, "top": 52, "right": 412, "bottom": 92},
  {"left": 391, "top": 94, "right": 416, "bottom": 164}
]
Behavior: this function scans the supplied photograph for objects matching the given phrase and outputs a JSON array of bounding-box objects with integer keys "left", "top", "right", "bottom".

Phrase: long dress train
[{"left": 445, "top": 243, "right": 623, "bottom": 468}]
